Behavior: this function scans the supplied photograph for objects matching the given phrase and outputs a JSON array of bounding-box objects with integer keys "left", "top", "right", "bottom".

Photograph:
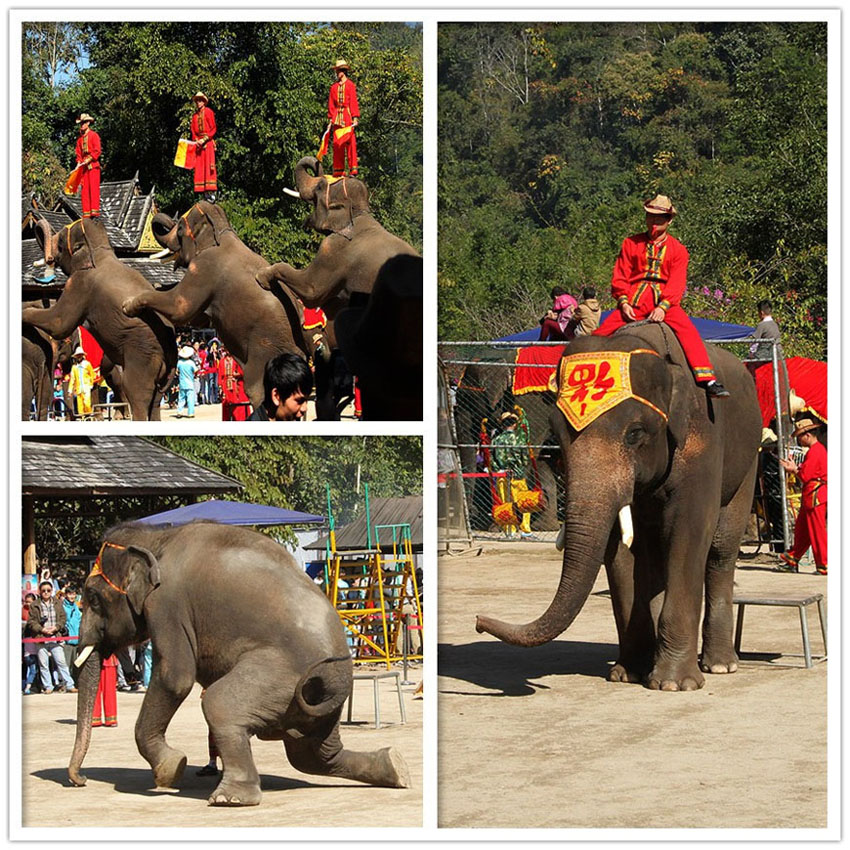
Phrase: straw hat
[
  {"left": 499, "top": 410, "right": 519, "bottom": 425},
  {"left": 179, "top": 345, "right": 195, "bottom": 359},
  {"left": 643, "top": 194, "right": 677, "bottom": 216},
  {"left": 192, "top": 91, "right": 209, "bottom": 104},
  {"left": 75, "top": 113, "right": 95, "bottom": 124},
  {"left": 760, "top": 427, "right": 778, "bottom": 446},
  {"left": 331, "top": 59, "right": 351, "bottom": 72},
  {"left": 792, "top": 417, "right": 820, "bottom": 438},
  {"left": 789, "top": 389, "right": 807, "bottom": 417},
  {"left": 73, "top": 345, "right": 86, "bottom": 357}
]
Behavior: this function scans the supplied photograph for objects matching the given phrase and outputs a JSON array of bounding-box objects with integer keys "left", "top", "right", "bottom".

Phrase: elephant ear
[
  {"left": 124, "top": 545, "right": 162, "bottom": 616},
  {"left": 666, "top": 362, "right": 692, "bottom": 449},
  {"left": 177, "top": 216, "right": 197, "bottom": 267}
]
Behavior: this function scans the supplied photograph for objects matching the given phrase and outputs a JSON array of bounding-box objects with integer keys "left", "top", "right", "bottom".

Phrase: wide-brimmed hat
[
  {"left": 73, "top": 345, "right": 86, "bottom": 357},
  {"left": 75, "top": 113, "right": 95, "bottom": 124},
  {"left": 789, "top": 389, "right": 807, "bottom": 416},
  {"left": 335, "top": 255, "right": 421, "bottom": 387},
  {"left": 179, "top": 345, "right": 195, "bottom": 359},
  {"left": 331, "top": 59, "right": 351, "bottom": 72},
  {"left": 192, "top": 91, "right": 209, "bottom": 104},
  {"left": 760, "top": 427, "right": 778, "bottom": 447},
  {"left": 500, "top": 411, "right": 519, "bottom": 424},
  {"left": 643, "top": 194, "right": 677, "bottom": 216},
  {"left": 792, "top": 417, "right": 821, "bottom": 438}
]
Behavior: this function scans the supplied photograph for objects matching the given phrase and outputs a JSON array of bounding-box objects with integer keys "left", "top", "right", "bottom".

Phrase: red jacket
[
  {"left": 611, "top": 232, "right": 688, "bottom": 313},
  {"left": 328, "top": 78, "right": 359, "bottom": 127},
  {"left": 798, "top": 440, "right": 827, "bottom": 509},
  {"left": 75, "top": 129, "right": 102, "bottom": 171},
  {"left": 191, "top": 106, "right": 217, "bottom": 148}
]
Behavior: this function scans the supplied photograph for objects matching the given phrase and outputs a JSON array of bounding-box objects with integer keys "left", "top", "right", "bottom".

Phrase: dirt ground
[
  {"left": 20, "top": 668, "right": 422, "bottom": 830},
  {"left": 438, "top": 542, "right": 828, "bottom": 829}
]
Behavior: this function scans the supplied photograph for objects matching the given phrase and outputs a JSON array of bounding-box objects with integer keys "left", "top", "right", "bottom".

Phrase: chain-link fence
[{"left": 439, "top": 337, "right": 802, "bottom": 553}]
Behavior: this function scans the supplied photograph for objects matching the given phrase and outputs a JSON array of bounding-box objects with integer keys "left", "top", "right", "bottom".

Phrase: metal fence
[{"left": 438, "top": 337, "right": 800, "bottom": 553}]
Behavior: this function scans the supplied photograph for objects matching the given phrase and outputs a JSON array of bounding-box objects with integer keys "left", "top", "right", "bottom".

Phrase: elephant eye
[{"left": 625, "top": 424, "right": 645, "bottom": 446}]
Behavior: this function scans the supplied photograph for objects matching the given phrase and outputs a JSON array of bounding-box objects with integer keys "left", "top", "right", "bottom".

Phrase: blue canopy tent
[
  {"left": 496, "top": 312, "right": 754, "bottom": 343},
  {"left": 136, "top": 499, "right": 325, "bottom": 528}
]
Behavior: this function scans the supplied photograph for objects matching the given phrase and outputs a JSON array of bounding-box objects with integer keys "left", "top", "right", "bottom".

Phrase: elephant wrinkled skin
[
  {"left": 22, "top": 219, "right": 176, "bottom": 420},
  {"left": 476, "top": 323, "right": 762, "bottom": 692},
  {"left": 68, "top": 522, "right": 410, "bottom": 806}
]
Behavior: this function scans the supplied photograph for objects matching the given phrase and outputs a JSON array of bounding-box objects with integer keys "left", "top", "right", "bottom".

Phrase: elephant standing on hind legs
[
  {"left": 68, "top": 522, "right": 410, "bottom": 806},
  {"left": 476, "top": 323, "right": 761, "bottom": 691},
  {"left": 22, "top": 218, "right": 175, "bottom": 421}
]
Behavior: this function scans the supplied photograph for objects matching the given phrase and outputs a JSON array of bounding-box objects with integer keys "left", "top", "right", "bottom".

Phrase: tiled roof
[
  {"left": 306, "top": 496, "right": 423, "bottom": 551},
  {"left": 22, "top": 436, "right": 243, "bottom": 498}
]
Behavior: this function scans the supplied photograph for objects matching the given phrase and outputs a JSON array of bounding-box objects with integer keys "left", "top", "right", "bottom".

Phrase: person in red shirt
[
  {"left": 217, "top": 349, "right": 250, "bottom": 421},
  {"left": 327, "top": 59, "right": 360, "bottom": 177},
  {"left": 778, "top": 418, "right": 827, "bottom": 574},
  {"left": 191, "top": 92, "right": 217, "bottom": 202},
  {"left": 75, "top": 113, "right": 102, "bottom": 218},
  {"left": 594, "top": 195, "right": 729, "bottom": 398}
]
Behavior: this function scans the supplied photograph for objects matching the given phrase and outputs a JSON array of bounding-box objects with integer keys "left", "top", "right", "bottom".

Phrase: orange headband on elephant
[{"left": 555, "top": 349, "right": 669, "bottom": 431}]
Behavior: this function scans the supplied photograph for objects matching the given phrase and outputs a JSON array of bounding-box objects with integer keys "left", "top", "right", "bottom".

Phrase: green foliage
[
  {"left": 439, "top": 22, "right": 827, "bottom": 359},
  {"left": 21, "top": 22, "right": 422, "bottom": 264}
]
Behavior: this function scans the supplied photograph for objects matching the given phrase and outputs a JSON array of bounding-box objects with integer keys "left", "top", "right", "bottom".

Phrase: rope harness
[
  {"left": 180, "top": 203, "right": 234, "bottom": 252},
  {"left": 88, "top": 541, "right": 129, "bottom": 595}
]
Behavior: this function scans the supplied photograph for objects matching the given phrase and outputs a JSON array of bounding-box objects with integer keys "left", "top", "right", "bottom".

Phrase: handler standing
[
  {"left": 594, "top": 195, "right": 729, "bottom": 398},
  {"left": 328, "top": 59, "right": 360, "bottom": 177},
  {"left": 778, "top": 418, "right": 827, "bottom": 574},
  {"left": 190, "top": 92, "right": 217, "bottom": 202},
  {"left": 75, "top": 113, "right": 102, "bottom": 218}
]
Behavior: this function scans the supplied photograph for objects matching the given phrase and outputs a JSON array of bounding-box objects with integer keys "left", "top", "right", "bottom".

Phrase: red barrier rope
[{"left": 22, "top": 635, "right": 79, "bottom": 644}]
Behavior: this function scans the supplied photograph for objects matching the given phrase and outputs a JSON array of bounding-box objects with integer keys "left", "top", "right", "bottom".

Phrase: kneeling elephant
[{"left": 68, "top": 521, "right": 410, "bottom": 805}]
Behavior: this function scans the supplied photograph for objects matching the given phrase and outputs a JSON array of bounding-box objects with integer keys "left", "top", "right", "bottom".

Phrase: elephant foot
[
  {"left": 208, "top": 778, "right": 262, "bottom": 807},
  {"left": 153, "top": 751, "right": 187, "bottom": 788},
  {"left": 377, "top": 747, "right": 411, "bottom": 788},
  {"left": 608, "top": 663, "right": 643, "bottom": 684},
  {"left": 699, "top": 652, "right": 738, "bottom": 674},
  {"left": 646, "top": 662, "right": 705, "bottom": 692},
  {"left": 122, "top": 296, "right": 141, "bottom": 317}
]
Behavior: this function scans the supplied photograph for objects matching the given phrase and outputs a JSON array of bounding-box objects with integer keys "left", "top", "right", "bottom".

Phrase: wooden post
[{"left": 23, "top": 496, "right": 37, "bottom": 574}]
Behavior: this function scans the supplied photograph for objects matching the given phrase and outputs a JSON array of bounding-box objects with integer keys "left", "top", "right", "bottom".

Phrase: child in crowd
[
  {"left": 569, "top": 286, "right": 602, "bottom": 337},
  {"left": 539, "top": 286, "right": 578, "bottom": 341}
]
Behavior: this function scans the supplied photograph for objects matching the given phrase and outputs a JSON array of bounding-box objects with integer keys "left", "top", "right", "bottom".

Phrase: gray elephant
[
  {"left": 121, "top": 202, "right": 312, "bottom": 412},
  {"left": 22, "top": 307, "right": 61, "bottom": 420},
  {"left": 476, "top": 323, "right": 761, "bottom": 691},
  {"left": 255, "top": 156, "right": 420, "bottom": 309},
  {"left": 68, "top": 521, "right": 410, "bottom": 806},
  {"left": 22, "top": 218, "right": 176, "bottom": 420}
]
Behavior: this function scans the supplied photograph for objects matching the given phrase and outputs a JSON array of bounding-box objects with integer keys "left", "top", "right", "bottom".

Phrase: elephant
[
  {"left": 22, "top": 305, "right": 62, "bottom": 420},
  {"left": 22, "top": 218, "right": 176, "bottom": 420},
  {"left": 121, "top": 201, "right": 317, "bottom": 413},
  {"left": 68, "top": 521, "right": 411, "bottom": 806},
  {"left": 476, "top": 322, "right": 762, "bottom": 691},
  {"left": 255, "top": 156, "right": 421, "bottom": 309}
]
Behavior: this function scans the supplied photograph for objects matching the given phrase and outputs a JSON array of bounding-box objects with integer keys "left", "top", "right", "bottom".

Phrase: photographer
[{"left": 26, "top": 581, "right": 76, "bottom": 694}]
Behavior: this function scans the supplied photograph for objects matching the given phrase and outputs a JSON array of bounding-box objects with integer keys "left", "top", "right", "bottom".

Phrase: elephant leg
[
  {"left": 648, "top": 505, "right": 718, "bottom": 692},
  {"left": 701, "top": 458, "right": 758, "bottom": 674},
  {"left": 283, "top": 715, "right": 410, "bottom": 789},
  {"left": 606, "top": 534, "right": 658, "bottom": 684},
  {"left": 134, "top": 668, "right": 194, "bottom": 788},
  {"left": 120, "top": 361, "right": 157, "bottom": 421}
]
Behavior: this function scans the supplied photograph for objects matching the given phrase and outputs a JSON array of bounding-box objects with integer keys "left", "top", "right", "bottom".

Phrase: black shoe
[{"left": 705, "top": 381, "right": 730, "bottom": 398}]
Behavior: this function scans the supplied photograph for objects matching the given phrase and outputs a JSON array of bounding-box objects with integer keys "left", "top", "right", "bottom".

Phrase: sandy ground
[
  {"left": 156, "top": 397, "right": 357, "bottom": 423},
  {"left": 21, "top": 668, "right": 422, "bottom": 829},
  {"left": 438, "top": 542, "right": 828, "bottom": 829}
]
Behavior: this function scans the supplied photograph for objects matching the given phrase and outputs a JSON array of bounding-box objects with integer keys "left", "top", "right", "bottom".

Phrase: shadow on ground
[{"left": 438, "top": 639, "right": 618, "bottom": 696}]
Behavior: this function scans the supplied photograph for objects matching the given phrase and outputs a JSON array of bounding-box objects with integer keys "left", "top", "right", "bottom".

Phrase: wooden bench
[
  {"left": 733, "top": 593, "right": 827, "bottom": 669},
  {"left": 344, "top": 671, "right": 406, "bottom": 729}
]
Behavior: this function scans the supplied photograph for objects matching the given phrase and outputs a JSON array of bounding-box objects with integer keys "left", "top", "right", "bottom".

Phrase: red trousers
[
  {"left": 596, "top": 303, "right": 716, "bottom": 382},
  {"left": 92, "top": 657, "right": 117, "bottom": 726},
  {"left": 790, "top": 503, "right": 827, "bottom": 570},
  {"left": 193, "top": 144, "right": 217, "bottom": 193},
  {"left": 332, "top": 128, "right": 358, "bottom": 177},
  {"left": 540, "top": 318, "right": 569, "bottom": 341},
  {"left": 81, "top": 169, "right": 101, "bottom": 218}
]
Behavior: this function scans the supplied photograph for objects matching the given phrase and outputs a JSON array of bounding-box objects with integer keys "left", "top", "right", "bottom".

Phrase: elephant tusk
[
  {"left": 619, "top": 505, "right": 634, "bottom": 549},
  {"left": 74, "top": 645, "right": 94, "bottom": 668},
  {"left": 555, "top": 522, "right": 566, "bottom": 552},
  {"left": 283, "top": 187, "right": 300, "bottom": 198},
  {"left": 32, "top": 258, "right": 46, "bottom": 267},
  {"left": 151, "top": 247, "right": 175, "bottom": 260}
]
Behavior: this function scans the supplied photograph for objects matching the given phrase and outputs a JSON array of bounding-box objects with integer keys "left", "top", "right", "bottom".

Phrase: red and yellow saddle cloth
[{"left": 555, "top": 349, "right": 668, "bottom": 431}]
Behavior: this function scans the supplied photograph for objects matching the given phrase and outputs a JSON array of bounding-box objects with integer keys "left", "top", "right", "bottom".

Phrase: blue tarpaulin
[
  {"left": 496, "top": 312, "right": 754, "bottom": 343},
  {"left": 136, "top": 499, "right": 325, "bottom": 528}
]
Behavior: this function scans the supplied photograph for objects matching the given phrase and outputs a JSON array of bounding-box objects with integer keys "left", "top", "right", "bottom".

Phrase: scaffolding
[{"left": 325, "top": 485, "right": 423, "bottom": 669}]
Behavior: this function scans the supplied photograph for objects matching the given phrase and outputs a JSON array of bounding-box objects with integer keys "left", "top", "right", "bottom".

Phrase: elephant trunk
[
  {"left": 68, "top": 647, "right": 102, "bottom": 787},
  {"left": 476, "top": 496, "right": 621, "bottom": 647},
  {"left": 295, "top": 156, "right": 322, "bottom": 200},
  {"left": 36, "top": 219, "right": 56, "bottom": 265},
  {"left": 151, "top": 213, "right": 179, "bottom": 251}
]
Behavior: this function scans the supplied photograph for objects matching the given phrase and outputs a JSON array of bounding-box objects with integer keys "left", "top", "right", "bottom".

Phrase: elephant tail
[{"left": 294, "top": 655, "right": 353, "bottom": 718}]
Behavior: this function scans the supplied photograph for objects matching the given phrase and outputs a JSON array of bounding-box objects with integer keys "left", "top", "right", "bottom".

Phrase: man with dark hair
[
  {"left": 750, "top": 299, "right": 780, "bottom": 360},
  {"left": 570, "top": 286, "right": 601, "bottom": 336},
  {"left": 27, "top": 581, "right": 77, "bottom": 694},
  {"left": 249, "top": 353, "right": 313, "bottom": 421}
]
